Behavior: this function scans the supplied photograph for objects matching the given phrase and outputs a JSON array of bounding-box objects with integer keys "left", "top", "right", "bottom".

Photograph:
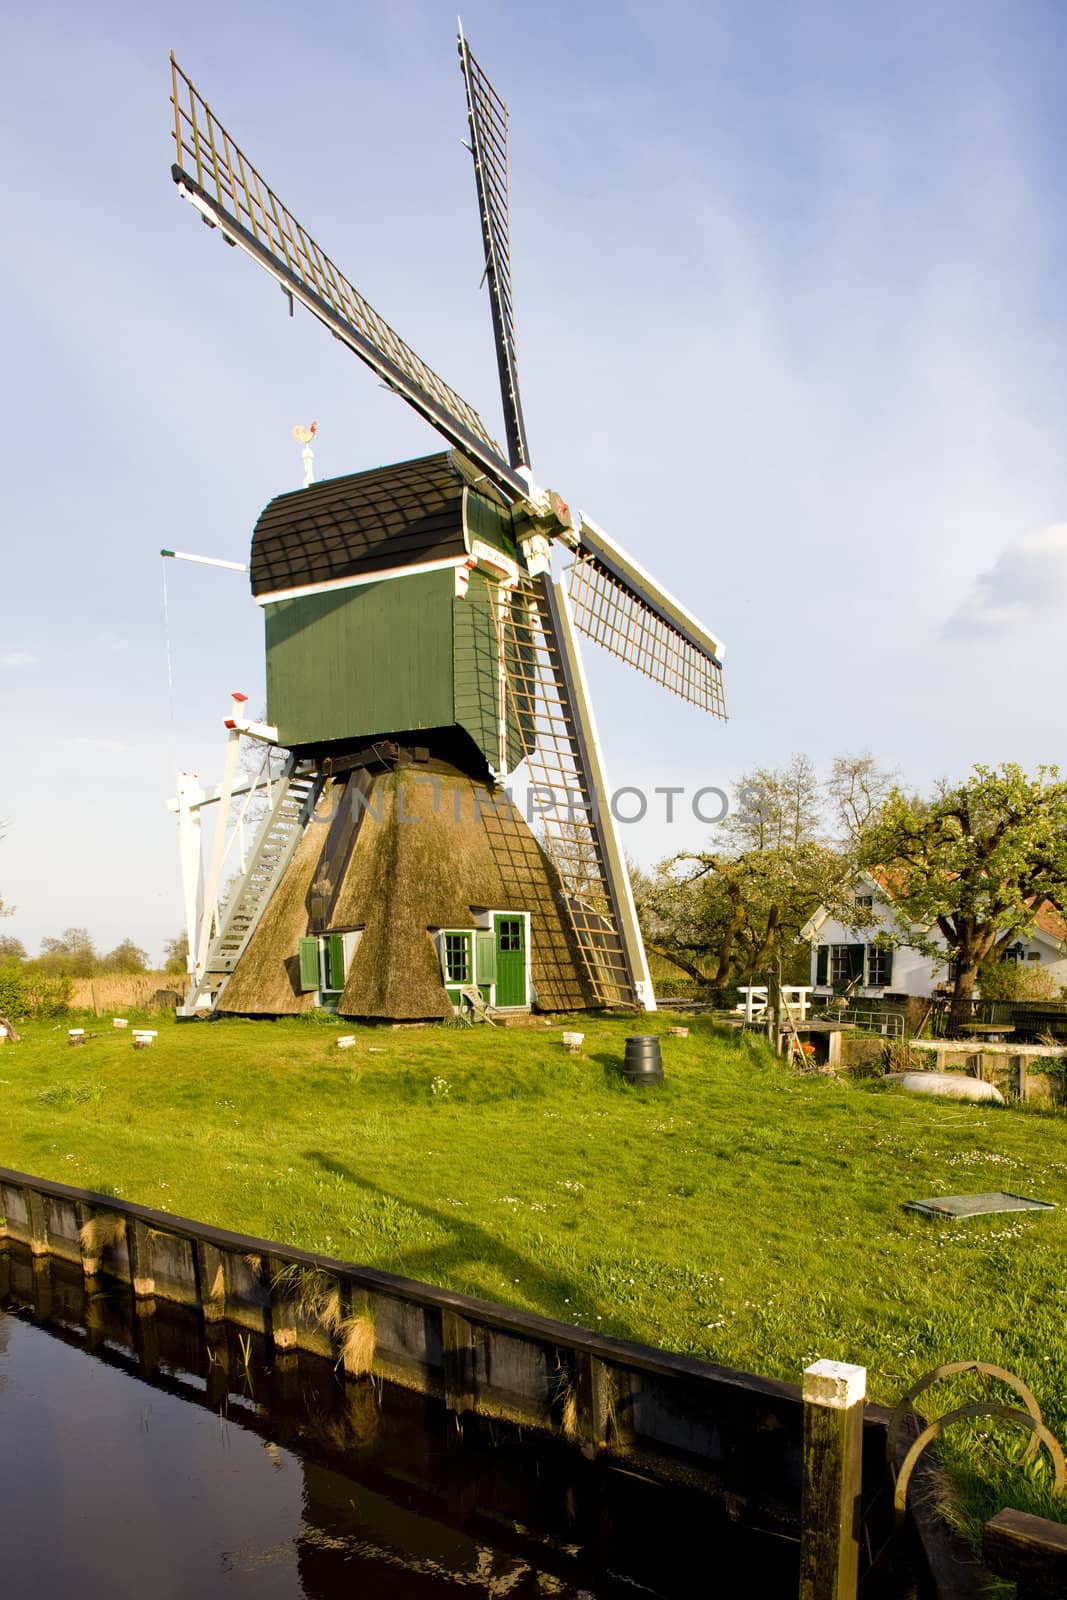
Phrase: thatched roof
[
  {"left": 332, "top": 765, "right": 592, "bottom": 1019},
  {"left": 218, "top": 760, "right": 594, "bottom": 1020}
]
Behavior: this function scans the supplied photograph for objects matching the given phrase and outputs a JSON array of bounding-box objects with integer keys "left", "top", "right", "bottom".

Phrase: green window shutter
[
  {"left": 816, "top": 945, "right": 828, "bottom": 984},
  {"left": 298, "top": 938, "right": 320, "bottom": 992},
  {"left": 848, "top": 944, "right": 865, "bottom": 982},
  {"left": 326, "top": 933, "right": 345, "bottom": 990},
  {"left": 475, "top": 930, "right": 496, "bottom": 985}
]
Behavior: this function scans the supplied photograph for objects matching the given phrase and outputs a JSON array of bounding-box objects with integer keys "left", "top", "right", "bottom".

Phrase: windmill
[{"left": 167, "top": 29, "right": 727, "bottom": 1022}]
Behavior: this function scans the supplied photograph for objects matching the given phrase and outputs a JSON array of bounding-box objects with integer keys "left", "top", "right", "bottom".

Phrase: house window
[
  {"left": 867, "top": 945, "right": 890, "bottom": 987},
  {"left": 498, "top": 918, "right": 522, "bottom": 951},
  {"left": 816, "top": 943, "right": 865, "bottom": 990},
  {"left": 854, "top": 894, "right": 873, "bottom": 909},
  {"left": 1027, "top": 952, "right": 1042, "bottom": 963},
  {"left": 444, "top": 933, "right": 472, "bottom": 984},
  {"left": 830, "top": 946, "right": 853, "bottom": 986}
]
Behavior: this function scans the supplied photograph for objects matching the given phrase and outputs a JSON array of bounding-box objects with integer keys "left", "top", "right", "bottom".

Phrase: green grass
[{"left": 3, "top": 1011, "right": 1067, "bottom": 1547}]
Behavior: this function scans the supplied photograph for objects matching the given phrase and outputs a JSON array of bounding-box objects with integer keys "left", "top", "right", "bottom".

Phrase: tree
[
  {"left": 977, "top": 958, "right": 1062, "bottom": 1002},
  {"left": 861, "top": 764, "right": 1067, "bottom": 1032},
  {"left": 101, "top": 938, "right": 149, "bottom": 974},
  {"left": 648, "top": 841, "right": 854, "bottom": 987},
  {"left": 638, "top": 758, "right": 866, "bottom": 989},
  {"left": 39, "top": 927, "right": 98, "bottom": 977},
  {"left": 163, "top": 932, "right": 189, "bottom": 975},
  {"left": 0, "top": 936, "right": 27, "bottom": 961},
  {"left": 726, "top": 753, "right": 824, "bottom": 853},
  {"left": 827, "top": 753, "right": 896, "bottom": 847}
]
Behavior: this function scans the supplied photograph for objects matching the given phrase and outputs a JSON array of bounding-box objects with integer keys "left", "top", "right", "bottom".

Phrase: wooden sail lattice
[
  {"left": 458, "top": 27, "right": 528, "bottom": 468},
  {"left": 169, "top": 55, "right": 499, "bottom": 457},
  {"left": 502, "top": 580, "right": 636, "bottom": 1008},
  {"left": 566, "top": 555, "right": 727, "bottom": 717}
]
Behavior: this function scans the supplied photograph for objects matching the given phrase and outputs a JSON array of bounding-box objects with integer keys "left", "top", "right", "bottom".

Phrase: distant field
[{"left": 2, "top": 1011, "right": 1066, "bottom": 1545}]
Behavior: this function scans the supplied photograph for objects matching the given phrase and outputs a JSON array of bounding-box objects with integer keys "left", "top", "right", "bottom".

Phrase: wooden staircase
[{"left": 179, "top": 759, "right": 323, "bottom": 1016}]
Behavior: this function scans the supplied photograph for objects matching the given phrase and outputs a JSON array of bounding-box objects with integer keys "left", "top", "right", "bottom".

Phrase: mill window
[{"left": 444, "top": 933, "right": 472, "bottom": 984}]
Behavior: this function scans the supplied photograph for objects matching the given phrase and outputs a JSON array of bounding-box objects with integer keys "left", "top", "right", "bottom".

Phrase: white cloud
[
  {"left": 61, "top": 737, "right": 129, "bottom": 753},
  {"left": 943, "top": 523, "right": 1067, "bottom": 638},
  {"left": 1, "top": 651, "right": 37, "bottom": 667}
]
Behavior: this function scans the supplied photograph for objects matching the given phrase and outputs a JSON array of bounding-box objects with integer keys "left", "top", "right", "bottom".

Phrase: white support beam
[
  {"left": 195, "top": 715, "right": 243, "bottom": 981},
  {"left": 175, "top": 772, "right": 205, "bottom": 982},
  {"left": 166, "top": 772, "right": 263, "bottom": 814},
  {"left": 160, "top": 548, "right": 248, "bottom": 573}
]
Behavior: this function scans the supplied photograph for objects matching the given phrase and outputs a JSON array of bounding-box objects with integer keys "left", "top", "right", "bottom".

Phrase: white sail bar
[{"left": 567, "top": 514, "right": 727, "bottom": 717}]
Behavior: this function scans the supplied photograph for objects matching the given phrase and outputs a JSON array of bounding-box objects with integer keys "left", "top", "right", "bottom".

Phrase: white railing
[{"left": 735, "top": 986, "right": 814, "bottom": 1024}]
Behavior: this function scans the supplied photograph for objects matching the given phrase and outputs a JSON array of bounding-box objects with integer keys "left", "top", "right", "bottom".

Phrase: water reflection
[{"left": 0, "top": 1245, "right": 799, "bottom": 1597}]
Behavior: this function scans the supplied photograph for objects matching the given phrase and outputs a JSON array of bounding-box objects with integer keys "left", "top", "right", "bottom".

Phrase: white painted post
[
  {"left": 800, "top": 1360, "right": 867, "bottom": 1600},
  {"left": 736, "top": 986, "right": 768, "bottom": 1024},
  {"left": 175, "top": 772, "right": 206, "bottom": 982},
  {"left": 196, "top": 718, "right": 242, "bottom": 980}
]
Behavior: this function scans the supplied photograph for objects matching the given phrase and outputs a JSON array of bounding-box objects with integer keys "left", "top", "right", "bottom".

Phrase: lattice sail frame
[
  {"left": 502, "top": 579, "right": 638, "bottom": 1008},
  {"left": 566, "top": 555, "right": 727, "bottom": 717},
  {"left": 169, "top": 55, "right": 502, "bottom": 463},
  {"left": 458, "top": 27, "right": 528, "bottom": 469}
]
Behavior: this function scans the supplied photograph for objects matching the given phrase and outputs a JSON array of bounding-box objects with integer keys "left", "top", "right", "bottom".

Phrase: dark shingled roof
[{"left": 250, "top": 450, "right": 500, "bottom": 598}]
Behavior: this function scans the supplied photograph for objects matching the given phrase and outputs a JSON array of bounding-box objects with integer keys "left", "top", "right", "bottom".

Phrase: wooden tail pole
[{"left": 800, "top": 1359, "right": 866, "bottom": 1600}]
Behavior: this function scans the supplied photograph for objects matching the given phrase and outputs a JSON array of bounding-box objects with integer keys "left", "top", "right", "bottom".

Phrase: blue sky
[{"left": 2, "top": 0, "right": 1066, "bottom": 961}]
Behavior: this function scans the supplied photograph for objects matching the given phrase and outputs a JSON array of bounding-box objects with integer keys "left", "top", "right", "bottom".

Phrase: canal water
[{"left": 0, "top": 1246, "right": 803, "bottom": 1597}]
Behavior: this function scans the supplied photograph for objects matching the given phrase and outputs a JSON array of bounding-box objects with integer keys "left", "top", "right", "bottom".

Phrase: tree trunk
[
  {"left": 948, "top": 962, "right": 980, "bottom": 1034},
  {"left": 749, "top": 905, "right": 781, "bottom": 975},
  {"left": 948, "top": 925, "right": 999, "bottom": 1034}
]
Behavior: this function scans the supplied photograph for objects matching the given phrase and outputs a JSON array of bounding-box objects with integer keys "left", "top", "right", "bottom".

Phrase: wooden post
[
  {"left": 127, "top": 1218, "right": 155, "bottom": 1298},
  {"left": 1013, "top": 1054, "right": 1029, "bottom": 1103},
  {"left": 983, "top": 1508, "right": 1067, "bottom": 1599},
  {"left": 771, "top": 983, "right": 782, "bottom": 1056},
  {"left": 799, "top": 1359, "right": 866, "bottom": 1600},
  {"left": 574, "top": 1349, "right": 611, "bottom": 1456},
  {"left": 441, "top": 1308, "right": 476, "bottom": 1415},
  {"left": 26, "top": 1187, "right": 49, "bottom": 1257},
  {"left": 195, "top": 1240, "right": 227, "bottom": 1322},
  {"left": 266, "top": 1251, "right": 299, "bottom": 1351}
]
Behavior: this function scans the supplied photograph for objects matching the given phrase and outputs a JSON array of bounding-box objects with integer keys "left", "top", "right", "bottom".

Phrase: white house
[{"left": 800, "top": 871, "right": 1067, "bottom": 1000}]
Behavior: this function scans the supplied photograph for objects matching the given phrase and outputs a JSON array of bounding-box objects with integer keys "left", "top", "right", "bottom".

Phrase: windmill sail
[
  {"left": 503, "top": 577, "right": 650, "bottom": 1008},
  {"left": 567, "top": 515, "right": 727, "bottom": 717},
  {"left": 168, "top": 54, "right": 526, "bottom": 501},
  {"left": 458, "top": 25, "right": 529, "bottom": 470}
]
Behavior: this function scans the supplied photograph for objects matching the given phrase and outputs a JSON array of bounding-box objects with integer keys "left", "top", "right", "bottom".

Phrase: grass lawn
[{"left": 2, "top": 1010, "right": 1066, "bottom": 1546}]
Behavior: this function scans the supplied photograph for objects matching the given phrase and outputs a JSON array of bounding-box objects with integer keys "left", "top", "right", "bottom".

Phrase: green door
[{"left": 494, "top": 915, "right": 526, "bottom": 1007}]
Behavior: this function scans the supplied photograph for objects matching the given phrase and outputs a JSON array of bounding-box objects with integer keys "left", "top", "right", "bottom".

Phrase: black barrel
[{"left": 623, "top": 1034, "right": 663, "bottom": 1085}]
